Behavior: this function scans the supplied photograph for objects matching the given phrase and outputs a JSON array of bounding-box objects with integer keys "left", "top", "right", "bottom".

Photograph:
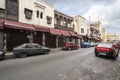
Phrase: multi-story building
[
  {"left": 19, "top": 0, "right": 54, "bottom": 28},
  {"left": 106, "top": 33, "right": 119, "bottom": 42},
  {"left": 74, "top": 15, "right": 89, "bottom": 45},
  {"left": 101, "top": 27, "right": 107, "bottom": 42},
  {"left": 90, "top": 21, "right": 103, "bottom": 42},
  {"left": 54, "top": 10, "right": 78, "bottom": 47},
  {"left": 0, "top": 0, "right": 56, "bottom": 51},
  {"left": 0, "top": 0, "right": 78, "bottom": 51}
]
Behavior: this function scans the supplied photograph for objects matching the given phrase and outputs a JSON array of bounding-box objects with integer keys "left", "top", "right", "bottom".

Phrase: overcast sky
[{"left": 43, "top": 0, "right": 120, "bottom": 34}]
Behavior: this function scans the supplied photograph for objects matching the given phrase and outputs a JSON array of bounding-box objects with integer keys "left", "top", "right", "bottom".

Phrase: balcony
[
  {"left": 54, "top": 24, "right": 74, "bottom": 31},
  {"left": 0, "top": 9, "right": 18, "bottom": 21},
  {"left": 0, "top": 9, "right": 5, "bottom": 19},
  {"left": 6, "top": 13, "right": 18, "bottom": 21}
]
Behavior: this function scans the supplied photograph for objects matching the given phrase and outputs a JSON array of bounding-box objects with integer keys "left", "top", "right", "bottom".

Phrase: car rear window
[{"left": 97, "top": 44, "right": 112, "bottom": 48}]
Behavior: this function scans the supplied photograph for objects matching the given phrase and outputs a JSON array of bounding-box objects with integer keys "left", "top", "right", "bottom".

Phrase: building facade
[
  {"left": 90, "top": 21, "right": 103, "bottom": 42},
  {"left": 0, "top": 0, "right": 78, "bottom": 51},
  {"left": 19, "top": 0, "right": 54, "bottom": 28},
  {"left": 101, "top": 27, "right": 107, "bottom": 42},
  {"left": 106, "top": 33, "right": 119, "bottom": 42},
  {"left": 54, "top": 10, "right": 78, "bottom": 47},
  {"left": 0, "top": 0, "right": 55, "bottom": 51},
  {"left": 74, "top": 15, "right": 89, "bottom": 45}
]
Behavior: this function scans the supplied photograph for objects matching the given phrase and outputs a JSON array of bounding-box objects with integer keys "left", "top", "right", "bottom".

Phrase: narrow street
[{"left": 0, "top": 47, "right": 120, "bottom": 80}]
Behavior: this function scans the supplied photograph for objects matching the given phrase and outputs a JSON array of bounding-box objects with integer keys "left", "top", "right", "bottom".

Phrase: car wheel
[
  {"left": 44, "top": 51, "right": 49, "bottom": 54},
  {"left": 95, "top": 51, "right": 99, "bottom": 57},
  {"left": 76, "top": 46, "right": 79, "bottom": 49},
  {"left": 68, "top": 48, "right": 71, "bottom": 51},
  {"left": 112, "top": 55, "right": 116, "bottom": 60},
  {"left": 19, "top": 52, "right": 27, "bottom": 58}
]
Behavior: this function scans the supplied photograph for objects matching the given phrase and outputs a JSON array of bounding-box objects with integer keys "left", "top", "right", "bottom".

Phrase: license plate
[{"left": 99, "top": 53, "right": 106, "bottom": 56}]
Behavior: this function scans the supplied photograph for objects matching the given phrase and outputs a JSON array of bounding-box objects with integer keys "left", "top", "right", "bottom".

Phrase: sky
[{"left": 43, "top": 0, "right": 120, "bottom": 34}]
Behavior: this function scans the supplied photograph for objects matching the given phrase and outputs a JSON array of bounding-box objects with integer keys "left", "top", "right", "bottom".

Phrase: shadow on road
[
  {"left": 2, "top": 53, "right": 50, "bottom": 61},
  {"left": 96, "top": 54, "right": 120, "bottom": 61}
]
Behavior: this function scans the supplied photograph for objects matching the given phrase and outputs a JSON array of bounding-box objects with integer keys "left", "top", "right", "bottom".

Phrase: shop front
[
  {"left": 0, "top": 20, "right": 4, "bottom": 50},
  {"left": 4, "top": 20, "right": 35, "bottom": 51}
]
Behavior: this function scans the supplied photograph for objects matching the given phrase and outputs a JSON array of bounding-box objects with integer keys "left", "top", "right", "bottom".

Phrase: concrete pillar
[
  {"left": 29, "top": 31, "right": 33, "bottom": 43},
  {"left": 78, "top": 38, "right": 80, "bottom": 46},
  {"left": 3, "top": 32, "right": 7, "bottom": 52},
  {"left": 42, "top": 32, "right": 45, "bottom": 47},
  {"left": 56, "top": 36, "right": 58, "bottom": 48}
]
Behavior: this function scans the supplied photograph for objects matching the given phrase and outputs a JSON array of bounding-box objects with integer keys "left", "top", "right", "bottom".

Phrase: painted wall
[
  {"left": 0, "top": 0, "right": 5, "bottom": 9},
  {"left": 74, "top": 15, "right": 88, "bottom": 36},
  {"left": 19, "top": 0, "right": 54, "bottom": 28}
]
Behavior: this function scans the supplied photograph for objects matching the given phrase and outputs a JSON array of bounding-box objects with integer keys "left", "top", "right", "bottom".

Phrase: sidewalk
[{"left": 5, "top": 48, "right": 62, "bottom": 56}]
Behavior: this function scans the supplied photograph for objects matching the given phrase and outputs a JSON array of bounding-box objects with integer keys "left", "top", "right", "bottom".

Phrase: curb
[{"left": 5, "top": 48, "right": 62, "bottom": 56}]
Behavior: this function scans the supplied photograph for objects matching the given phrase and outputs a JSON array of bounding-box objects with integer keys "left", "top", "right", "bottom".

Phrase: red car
[
  {"left": 62, "top": 42, "right": 79, "bottom": 51},
  {"left": 95, "top": 43, "right": 119, "bottom": 59}
]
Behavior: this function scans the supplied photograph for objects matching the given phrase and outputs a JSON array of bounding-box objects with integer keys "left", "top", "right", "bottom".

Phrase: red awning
[
  {"left": 61, "top": 30, "right": 71, "bottom": 36},
  {"left": 0, "top": 20, "right": 4, "bottom": 29},
  {"left": 69, "top": 31, "right": 78, "bottom": 37},
  {"left": 4, "top": 20, "right": 35, "bottom": 31},
  {"left": 33, "top": 25, "right": 50, "bottom": 32},
  {"left": 50, "top": 28, "right": 62, "bottom": 36},
  {"left": 77, "top": 35, "right": 83, "bottom": 39},
  {"left": 88, "top": 36, "right": 92, "bottom": 39}
]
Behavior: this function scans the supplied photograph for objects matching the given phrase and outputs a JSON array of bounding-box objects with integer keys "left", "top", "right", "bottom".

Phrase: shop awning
[
  {"left": 4, "top": 20, "right": 35, "bottom": 31},
  {"left": 33, "top": 25, "right": 50, "bottom": 32},
  {"left": 69, "top": 31, "right": 78, "bottom": 37},
  {"left": 0, "top": 20, "right": 4, "bottom": 29},
  {"left": 61, "top": 30, "right": 71, "bottom": 36},
  {"left": 88, "top": 36, "right": 92, "bottom": 39},
  {"left": 77, "top": 35, "right": 83, "bottom": 39},
  {"left": 50, "top": 28, "right": 62, "bottom": 36}
]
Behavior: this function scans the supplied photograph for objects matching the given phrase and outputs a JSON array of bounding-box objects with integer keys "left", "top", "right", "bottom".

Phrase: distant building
[
  {"left": 90, "top": 21, "right": 103, "bottom": 42},
  {"left": 101, "top": 27, "right": 107, "bottom": 42},
  {"left": 54, "top": 10, "right": 78, "bottom": 47},
  {"left": 74, "top": 15, "right": 89, "bottom": 45},
  {"left": 106, "top": 33, "right": 119, "bottom": 42}
]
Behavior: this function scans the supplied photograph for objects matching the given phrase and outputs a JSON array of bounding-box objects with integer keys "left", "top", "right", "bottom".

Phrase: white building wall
[
  {"left": 0, "top": 0, "right": 5, "bottom": 9},
  {"left": 74, "top": 16, "right": 88, "bottom": 36},
  {"left": 19, "top": 0, "right": 54, "bottom": 28}
]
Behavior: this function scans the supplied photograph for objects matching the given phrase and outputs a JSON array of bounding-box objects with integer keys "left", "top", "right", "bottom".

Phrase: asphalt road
[{"left": 0, "top": 47, "right": 120, "bottom": 80}]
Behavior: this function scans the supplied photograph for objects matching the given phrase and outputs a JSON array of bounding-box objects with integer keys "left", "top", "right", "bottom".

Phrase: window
[
  {"left": 6, "top": 0, "right": 18, "bottom": 21},
  {"left": 81, "top": 28, "right": 84, "bottom": 33},
  {"left": 46, "top": 16, "right": 52, "bottom": 24},
  {"left": 24, "top": 8, "right": 33, "bottom": 19},
  {"left": 33, "top": 44, "right": 41, "bottom": 48},
  {"left": 40, "top": 12, "right": 43, "bottom": 19},
  {"left": 36, "top": 11, "right": 39, "bottom": 18},
  {"left": 25, "top": 44, "right": 33, "bottom": 48},
  {"left": 6, "top": 0, "right": 18, "bottom": 15}
]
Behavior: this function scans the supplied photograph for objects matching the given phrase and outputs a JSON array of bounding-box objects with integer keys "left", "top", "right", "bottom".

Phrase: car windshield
[{"left": 97, "top": 43, "right": 112, "bottom": 48}]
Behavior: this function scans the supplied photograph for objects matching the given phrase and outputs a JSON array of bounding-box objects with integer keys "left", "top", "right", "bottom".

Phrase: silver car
[{"left": 13, "top": 43, "right": 50, "bottom": 58}]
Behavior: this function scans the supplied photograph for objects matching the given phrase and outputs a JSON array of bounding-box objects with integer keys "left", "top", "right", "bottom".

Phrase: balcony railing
[
  {"left": 0, "top": 9, "right": 5, "bottom": 19},
  {"left": 54, "top": 24, "right": 74, "bottom": 31},
  {"left": 6, "top": 13, "right": 18, "bottom": 21}
]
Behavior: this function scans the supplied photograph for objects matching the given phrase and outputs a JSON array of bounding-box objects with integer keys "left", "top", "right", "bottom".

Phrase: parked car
[
  {"left": 0, "top": 51, "right": 5, "bottom": 60},
  {"left": 116, "top": 41, "right": 120, "bottom": 49},
  {"left": 95, "top": 43, "right": 119, "bottom": 59},
  {"left": 62, "top": 42, "right": 79, "bottom": 51},
  {"left": 81, "top": 42, "right": 91, "bottom": 48},
  {"left": 90, "top": 42, "right": 96, "bottom": 47},
  {"left": 13, "top": 43, "right": 50, "bottom": 58}
]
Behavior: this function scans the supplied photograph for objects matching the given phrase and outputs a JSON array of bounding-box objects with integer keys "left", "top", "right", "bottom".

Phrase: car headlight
[{"left": 0, "top": 51, "right": 3, "bottom": 54}]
